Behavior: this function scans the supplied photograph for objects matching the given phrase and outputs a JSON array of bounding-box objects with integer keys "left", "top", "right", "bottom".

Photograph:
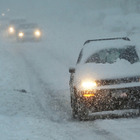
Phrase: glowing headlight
[
  {"left": 34, "top": 30, "right": 41, "bottom": 37},
  {"left": 8, "top": 26, "right": 15, "bottom": 34},
  {"left": 2, "top": 13, "right": 5, "bottom": 16},
  {"left": 18, "top": 32, "right": 24, "bottom": 38},
  {"left": 81, "top": 81, "right": 97, "bottom": 90}
]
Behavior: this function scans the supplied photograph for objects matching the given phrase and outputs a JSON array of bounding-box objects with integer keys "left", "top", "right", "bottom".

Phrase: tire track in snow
[
  {"left": 92, "top": 122, "right": 121, "bottom": 140},
  {"left": 14, "top": 46, "right": 122, "bottom": 140},
  {"left": 15, "top": 48, "right": 71, "bottom": 122}
]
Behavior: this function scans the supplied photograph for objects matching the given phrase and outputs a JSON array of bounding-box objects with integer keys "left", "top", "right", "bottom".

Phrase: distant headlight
[
  {"left": 18, "top": 32, "right": 24, "bottom": 38},
  {"left": 81, "top": 81, "right": 97, "bottom": 90},
  {"left": 34, "top": 30, "right": 41, "bottom": 37},
  {"left": 8, "top": 26, "right": 15, "bottom": 34}
]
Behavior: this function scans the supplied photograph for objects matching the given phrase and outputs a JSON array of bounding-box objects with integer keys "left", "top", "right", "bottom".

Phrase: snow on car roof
[{"left": 79, "top": 39, "right": 135, "bottom": 64}]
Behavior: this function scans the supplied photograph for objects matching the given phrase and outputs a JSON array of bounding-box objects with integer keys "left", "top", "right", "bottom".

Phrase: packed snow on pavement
[{"left": 0, "top": 0, "right": 140, "bottom": 140}]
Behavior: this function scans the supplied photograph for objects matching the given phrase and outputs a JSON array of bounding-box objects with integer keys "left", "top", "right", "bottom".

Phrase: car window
[
  {"left": 18, "top": 24, "right": 37, "bottom": 29},
  {"left": 86, "top": 46, "right": 139, "bottom": 64}
]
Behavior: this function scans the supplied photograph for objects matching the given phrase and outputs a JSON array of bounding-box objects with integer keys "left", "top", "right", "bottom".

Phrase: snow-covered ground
[{"left": 0, "top": 0, "right": 140, "bottom": 140}]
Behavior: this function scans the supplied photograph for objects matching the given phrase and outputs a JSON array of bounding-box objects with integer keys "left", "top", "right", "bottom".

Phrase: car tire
[
  {"left": 138, "top": 105, "right": 140, "bottom": 116},
  {"left": 77, "top": 98, "right": 89, "bottom": 121},
  {"left": 135, "top": 101, "right": 140, "bottom": 116},
  {"left": 71, "top": 96, "right": 78, "bottom": 119}
]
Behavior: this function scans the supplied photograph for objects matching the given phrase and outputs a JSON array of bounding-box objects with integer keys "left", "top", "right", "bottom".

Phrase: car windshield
[
  {"left": 18, "top": 24, "right": 37, "bottom": 29},
  {"left": 86, "top": 46, "right": 139, "bottom": 64}
]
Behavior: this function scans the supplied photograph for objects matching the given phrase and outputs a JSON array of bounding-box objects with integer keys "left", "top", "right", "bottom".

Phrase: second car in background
[
  {"left": 16, "top": 23, "right": 42, "bottom": 42},
  {"left": 6, "top": 18, "right": 26, "bottom": 38}
]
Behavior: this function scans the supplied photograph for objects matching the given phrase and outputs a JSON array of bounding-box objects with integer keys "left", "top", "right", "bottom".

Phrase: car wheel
[
  {"left": 71, "top": 96, "right": 78, "bottom": 119},
  {"left": 77, "top": 98, "right": 89, "bottom": 121},
  {"left": 136, "top": 101, "right": 140, "bottom": 116},
  {"left": 138, "top": 105, "right": 140, "bottom": 116}
]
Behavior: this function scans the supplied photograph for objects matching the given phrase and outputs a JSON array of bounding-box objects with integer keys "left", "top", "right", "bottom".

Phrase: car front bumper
[{"left": 78, "top": 86, "right": 140, "bottom": 112}]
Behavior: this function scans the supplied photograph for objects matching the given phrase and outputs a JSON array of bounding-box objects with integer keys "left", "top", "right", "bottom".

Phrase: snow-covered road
[
  {"left": 0, "top": 34, "right": 140, "bottom": 140},
  {"left": 0, "top": 0, "right": 140, "bottom": 139}
]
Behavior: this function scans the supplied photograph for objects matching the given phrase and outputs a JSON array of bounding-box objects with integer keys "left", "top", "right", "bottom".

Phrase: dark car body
[
  {"left": 69, "top": 37, "right": 140, "bottom": 120},
  {"left": 16, "top": 23, "right": 42, "bottom": 42}
]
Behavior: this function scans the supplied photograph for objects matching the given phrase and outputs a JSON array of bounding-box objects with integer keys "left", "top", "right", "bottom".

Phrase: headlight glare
[
  {"left": 81, "top": 81, "right": 97, "bottom": 90},
  {"left": 8, "top": 26, "right": 15, "bottom": 34},
  {"left": 34, "top": 30, "right": 41, "bottom": 37},
  {"left": 18, "top": 32, "right": 24, "bottom": 38}
]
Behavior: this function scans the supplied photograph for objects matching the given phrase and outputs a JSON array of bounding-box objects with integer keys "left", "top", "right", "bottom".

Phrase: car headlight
[
  {"left": 18, "top": 32, "right": 24, "bottom": 38},
  {"left": 8, "top": 26, "right": 15, "bottom": 34},
  {"left": 34, "top": 30, "right": 41, "bottom": 37},
  {"left": 81, "top": 80, "right": 97, "bottom": 90}
]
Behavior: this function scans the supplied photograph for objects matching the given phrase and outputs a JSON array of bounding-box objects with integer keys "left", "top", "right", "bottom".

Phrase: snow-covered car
[
  {"left": 69, "top": 37, "right": 140, "bottom": 120},
  {"left": 6, "top": 18, "right": 26, "bottom": 38},
  {"left": 16, "top": 23, "right": 42, "bottom": 42}
]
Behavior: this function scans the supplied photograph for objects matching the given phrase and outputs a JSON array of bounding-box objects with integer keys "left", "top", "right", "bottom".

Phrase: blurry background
[{"left": 0, "top": 0, "right": 140, "bottom": 89}]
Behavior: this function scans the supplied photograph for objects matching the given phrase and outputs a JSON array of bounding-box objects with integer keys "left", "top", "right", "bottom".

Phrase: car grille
[
  {"left": 82, "top": 86, "right": 140, "bottom": 112},
  {"left": 96, "top": 76, "right": 140, "bottom": 86}
]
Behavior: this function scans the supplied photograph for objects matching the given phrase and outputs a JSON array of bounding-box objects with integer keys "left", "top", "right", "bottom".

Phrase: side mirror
[{"left": 69, "top": 67, "right": 75, "bottom": 73}]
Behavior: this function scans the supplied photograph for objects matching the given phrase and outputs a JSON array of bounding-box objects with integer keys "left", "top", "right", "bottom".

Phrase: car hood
[{"left": 74, "top": 59, "right": 140, "bottom": 88}]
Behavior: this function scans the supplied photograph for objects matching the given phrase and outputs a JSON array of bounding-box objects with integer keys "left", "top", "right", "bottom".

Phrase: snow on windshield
[
  {"left": 78, "top": 40, "right": 136, "bottom": 64},
  {"left": 86, "top": 46, "right": 139, "bottom": 64}
]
